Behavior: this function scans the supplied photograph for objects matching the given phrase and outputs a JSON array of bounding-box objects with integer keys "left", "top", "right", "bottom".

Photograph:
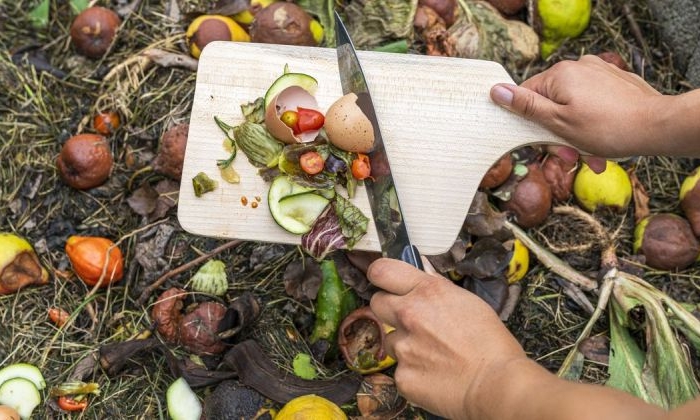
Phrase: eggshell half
[
  {"left": 265, "top": 86, "right": 321, "bottom": 144},
  {"left": 324, "top": 93, "right": 375, "bottom": 153}
]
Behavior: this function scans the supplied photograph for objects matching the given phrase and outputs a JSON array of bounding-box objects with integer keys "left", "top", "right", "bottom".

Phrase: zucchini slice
[
  {"left": 0, "top": 377, "right": 41, "bottom": 419},
  {"left": 166, "top": 377, "right": 201, "bottom": 420},
  {"left": 264, "top": 72, "right": 318, "bottom": 109},
  {"left": 0, "top": 363, "right": 45, "bottom": 390}
]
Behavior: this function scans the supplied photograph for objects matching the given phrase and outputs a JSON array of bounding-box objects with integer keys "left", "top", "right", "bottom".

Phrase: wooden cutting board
[{"left": 178, "top": 42, "right": 567, "bottom": 255}]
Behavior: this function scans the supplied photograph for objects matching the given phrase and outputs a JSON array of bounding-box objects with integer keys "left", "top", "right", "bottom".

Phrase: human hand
[
  {"left": 490, "top": 55, "right": 663, "bottom": 159},
  {"left": 367, "top": 258, "right": 528, "bottom": 419}
]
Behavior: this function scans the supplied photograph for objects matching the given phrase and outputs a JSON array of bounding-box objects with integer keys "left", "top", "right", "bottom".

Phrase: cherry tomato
[
  {"left": 297, "top": 107, "right": 325, "bottom": 133},
  {"left": 351, "top": 153, "right": 371, "bottom": 180},
  {"left": 299, "top": 151, "right": 325, "bottom": 175},
  {"left": 280, "top": 110, "right": 299, "bottom": 133},
  {"left": 57, "top": 396, "right": 88, "bottom": 411},
  {"left": 48, "top": 307, "right": 70, "bottom": 327}
]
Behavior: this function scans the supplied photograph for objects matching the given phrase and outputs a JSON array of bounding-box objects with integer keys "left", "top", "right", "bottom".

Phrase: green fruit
[{"left": 534, "top": 0, "right": 591, "bottom": 58}]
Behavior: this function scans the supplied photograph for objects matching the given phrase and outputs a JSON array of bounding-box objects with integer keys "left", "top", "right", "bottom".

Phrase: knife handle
[{"left": 400, "top": 245, "right": 424, "bottom": 270}]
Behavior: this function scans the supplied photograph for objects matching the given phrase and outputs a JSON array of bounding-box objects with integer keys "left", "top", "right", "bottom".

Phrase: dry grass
[{"left": 1, "top": 0, "right": 699, "bottom": 418}]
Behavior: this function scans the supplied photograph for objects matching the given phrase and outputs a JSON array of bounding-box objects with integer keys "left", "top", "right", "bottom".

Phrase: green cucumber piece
[
  {"left": 0, "top": 377, "right": 41, "bottom": 419},
  {"left": 264, "top": 72, "right": 318, "bottom": 109},
  {"left": 273, "top": 193, "right": 330, "bottom": 234},
  {"left": 268, "top": 176, "right": 312, "bottom": 204},
  {"left": 166, "top": 377, "right": 201, "bottom": 420},
  {"left": 0, "top": 363, "right": 46, "bottom": 390}
]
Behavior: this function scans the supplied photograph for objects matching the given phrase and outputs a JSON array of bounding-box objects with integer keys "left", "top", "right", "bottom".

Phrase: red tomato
[
  {"left": 297, "top": 108, "right": 324, "bottom": 133},
  {"left": 57, "top": 396, "right": 88, "bottom": 411},
  {"left": 351, "top": 153, "right": 371, "bottom": 180},
  {"left": 299, "top": 151, "right": 325, "bottom": 175}
]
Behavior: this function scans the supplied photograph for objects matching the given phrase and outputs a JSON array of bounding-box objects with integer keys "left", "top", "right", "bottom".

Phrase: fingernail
[{"left": 491, "top": 84, "right": 515, "bottom": 106}]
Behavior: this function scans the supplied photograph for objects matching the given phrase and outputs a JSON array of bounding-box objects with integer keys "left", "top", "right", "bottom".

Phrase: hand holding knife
[{"left": 335, "top": 12, "right": 424, "bottom": 270}]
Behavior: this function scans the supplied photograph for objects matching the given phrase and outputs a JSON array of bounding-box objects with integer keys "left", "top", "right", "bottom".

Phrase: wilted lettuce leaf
[
  {"left": 240, "top": 97, "right": 265, "bottom": 124},
  {"left": 302, "top": 205, "right": 346, "bottom": 261},
  {"left": 343, "top": 0, "right": 418, "bottom": 49},
  {"left": 334, "top": 195, "right": 368, "bottom": 249}
]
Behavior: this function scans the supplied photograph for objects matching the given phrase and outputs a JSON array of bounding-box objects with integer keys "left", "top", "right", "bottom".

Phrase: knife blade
[{"left": 334, "top": 12, "right": 423, "bottom": 270}]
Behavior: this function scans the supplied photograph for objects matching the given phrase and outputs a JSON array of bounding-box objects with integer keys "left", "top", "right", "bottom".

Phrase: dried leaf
[
  {"left": 455, "top": 237, "right": 510, "bottom": 279},
  {"left": 283, "top": 257, "right": 323, "bottom": 301},
  {"left": 466, "top": 278, "right": 508, "bottom": 313},
  {"left": 629, "top": 170, "right": 650, "bottom": 223},
  {"left": 463, "top": 192, "right": 510, "bottom": 239},
  {"left": 127, "top": 183, "right": 158, "bottom": 217}
]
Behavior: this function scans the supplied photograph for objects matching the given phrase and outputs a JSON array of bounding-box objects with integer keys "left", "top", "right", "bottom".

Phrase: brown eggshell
[
  {"left": 324, "top": 93, "right": 375, "bottom": 153},
  {"left": 265, "top": 86, "right": 321, "bottom": 144},
  {"left": 0, "top": 405, "right": 21, "bottom": 420}
]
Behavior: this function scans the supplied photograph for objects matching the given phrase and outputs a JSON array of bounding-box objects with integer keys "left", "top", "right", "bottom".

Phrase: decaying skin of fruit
[
  {"left": 154, "top": 123, "right": 189, "bottom": 180},
  {"left": 633, "top": 214, "right": 700, "bottom": 271},
  {"left": 93, "top": 111, "right": 121, "bottom": 135},
  {"left": 487, "top": 0, "right": 526, "bottom": 15},
  {"left": 573, "top": 160, "right": 632, "bottom": 213},
  {"left": 356, "top": 373, "right": 407, "bottom": 419},
  {"left": 249, "top": 3, "right": 319, "bottom": 46},
  {"left": 70, "top": 6, "right": 121, "bottom": 58},
  {"left": 338, "top": 306, "right": 396, "bottom": 374},
  {"left": 500, "top": 165, "right": 552, "bottom": 228},
  {"left": 418, "top": 0, "right": 458, "bottom": 27},
  {"left": 541, "top": 154, "right": 576, "bottom": 202},
  {"left": 506, "top": 238, "right": 529, "bottom": 284},
  {"left": 679, "top": 167, "right": 700, "bottom": 237},
  {"left": 480, "top": 153, "right": 513, "bottom": 189},
  {"left": 414, "top": 5, "right": 453, "bottom": 56},
  {"left": 0, "top": 232, "right": 50, "bottom": 295},
  {"left": 186, "top": 15, "right": 250, "bottom": 59},
  {"left": 151, "top": 287, "right": 187, "bottom": 343},
  {"left": 57, "top": 134, "right": 113, "bottom": 190},
  {"left": 179, "top": 301, "right": 228, "bottom": 355},
  {"left": 65, "top": 236, "right": 124, "bottom": 287}
]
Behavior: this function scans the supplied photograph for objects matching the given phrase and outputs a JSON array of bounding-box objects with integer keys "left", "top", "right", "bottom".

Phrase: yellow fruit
[
  {"left": 507, "top": 239, "right": 529, "bottom": 284},
  {"left": 310, "top": 19, "right": 324, "bottom": 45},
  {"left": 232, "top": 0, "right": 276, "bottom": 25},
  {"left": 535, "top": 0, "right": 591, "bottom": 58},
  {"left": 276, "top": 395, "right": 347, "bottom": 420},
  {"left": 573, "top": 160, "right": 632, "bottom": 213},
  {"left": 186, "top": 15, "right": 250, "bottom": 59},
  {"left": 0, "top": 232, "right": 50, "bottom": 295}
]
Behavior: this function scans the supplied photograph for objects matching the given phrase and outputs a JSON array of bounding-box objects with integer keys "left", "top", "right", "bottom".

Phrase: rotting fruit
[
  {"left": 500, "top": 164, "right": 552, "bottom": 228},
  {"left": 506, "top": 238, "right": 529, "bottom": 284},
  {"left": 275, "top": 394, "right": 347, "bottom": 420},
  {"left": 250, "top": 2, "right": 321, "bottom": 46},
  {"left": 186, "top": 15, "right": 250, "bottom": 59},
  {"left": 0, "top": 233, "right": 50, "bottom": 295},
  {"left": 338, "top": 306, "right": 396, "bottom": 374},
  {"left": 56, "top": 133, "right": 113, "bottom": 190},
  {"left": 573, "top": 160, "right": 632, "bottom": 213},
  {"left": 65, "top": 236, "right": 124, "bottom": 287},
  {"left": 634, "top": 214, "right": 700, "bottom": 271},
  {"left": 479, "top": 153, "right": 513, "bottom": 189},
  {"left": 93, "top": 111, "right": 121, "bottom": 135},
  {"left": 154, "top": 123, "right": 189, "bottom": 180},
  {"left": 70, "top": 6, "right": 121, "bottom": 58},
  {"left": 232, "top": 0, "right": 276, "bottom": 25},
  {"left": 530, "top": 0, "right": 591, "bottom": 58},
  {"left": 679, "top": 166, "right": 700, "bottom": 237}
]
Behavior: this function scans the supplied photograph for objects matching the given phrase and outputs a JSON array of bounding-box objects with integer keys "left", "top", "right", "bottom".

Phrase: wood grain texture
[{"left": 178, "top": 42, "right": 569, "bottom": 255}]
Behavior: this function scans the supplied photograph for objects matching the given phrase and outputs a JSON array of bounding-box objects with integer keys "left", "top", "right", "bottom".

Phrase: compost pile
[{"left": 1, "top": 0, "right": 699, "bottom": 418}]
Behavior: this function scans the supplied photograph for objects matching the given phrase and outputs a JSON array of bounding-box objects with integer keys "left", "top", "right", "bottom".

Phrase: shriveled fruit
[
  {"left": 154, "top": 123, "right": 189, "bottom": 180},
  {"left": 250, "top": 3, "right": 320, "bottom": 46},
  {"left": 65, "top": 236, "right": 124, "bottom": 287},
  {"left": 179, "top": 301, "right": 227, "bottom": 355},
  {"left": 634, "top": 214, "right": 699, "bottom": 271},
  {"left": 573, "top": 160, "right": 631, "bottom": 213},
  {"left": 500, "top": 165, "right": 552, "bottom": 228},
  {"left": 186, "top": 15, "right": 250, "bottom": 59},
  {"left": 0, "top": 233, "right": 50, "bottom": 295},
  {"left": 541, "top": 154, "right": 576, "bottom": 202},
  {"left": 479, "top": 154, "right": 513, "bottom": 189},
  {"left": 530, "top": 0, "right": 591, "bottom": 58},
  {"left": 419, "top": 0, "right": 458, "bottom": 26},
  {"left": 93, "top": 111, "right": 121, "bottom": 135},
  {"left": 338, "top": 306, "right": 396, "bottom": 374},
  {"left": 70, "top": 6, "right": 121, "bottom": 58},
  {"left": 232, "top": 0, "right": 276, "bottom": 25},
  {"left": 276, "top": 394, "right": 347, "bottom": 420},
  {"left": 56, "top": 134, "right": 113, "bottom": 190},
  {"left": 679, "top": 167, "right": 700, "bottom": 237},
  {"left": 506, "top": 239, "right": 529, "bottom": 284}
]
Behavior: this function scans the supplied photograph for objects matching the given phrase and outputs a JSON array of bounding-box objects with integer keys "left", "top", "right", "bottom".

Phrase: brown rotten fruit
[
  {"left": 70, "top": 6, "right": 121, "bottom": 58},
  {"left": 57, "top": 133, "right": 113, "bottom": 190},
  {"left": 679, "top": 167, "right": 700, "bottom": 237},
  {"left": 153, "top": 123, "right": 189, "bottom": 180},
  {"left": 418, "top": 0, "right": 458, "bottom": 27},
  {"left": 487, "top": 0, "right": 526, "bottom": 15},
  {"left": 179, "top": 301, "right": 228, "bottom": 355},
  {"left": 500, "top": 164, "right": 552, "bottom": 228},
  {"left": 541, "top": 154, "right": 576, "bottom": 202},
  {"left": 479, "top": 153, "right": 513, "bottom": 189},
  {"left": 633, "top": 213, "right": 700, "bottom": 271},
  {"left": 249, "top": 2, "right": 320, "bottom": 46}
]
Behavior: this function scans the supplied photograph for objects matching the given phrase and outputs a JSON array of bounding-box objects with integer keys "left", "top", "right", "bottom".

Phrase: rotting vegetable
[
  {"left": 633, "top": 213, "right": 700, "bottom": 271},
  {"left": 56, "top": 133, "right": 113, "bottom": 190},
  {"left": 338, "top": 306, "right": 396, "bottom": 374},
  {"left": 92, "top": 110, "right": 121, "bottom": 135},
  {"left": 0, "top": 233, "right": 50, "bottom": 295},
  {"left": 309, "top": 259, "right": 357, "bottom": 350},
  {"left": 65, "top": 236, "right": 124, "bottom": 287},
  {"left": 69, "top": 6, "right": 121, "bottom": 58},
  {"left": 186, "top": 15, "right": 250, "bottom": 59},
  {"left": 154, "top": 123, "right": 189, "bottom": 181},
  {"left": 249, "top": 2, "right": 323, "bottom": 46},
  {"left": 189, "top": 259, "right": 228, "bottom": 296},
  {"left": 192, "top": 172, "right": 217, "bottom": 197}
]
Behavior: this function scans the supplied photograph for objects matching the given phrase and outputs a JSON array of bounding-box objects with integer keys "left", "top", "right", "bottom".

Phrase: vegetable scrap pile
[{"left": 2, "top": 0, "right": 699, "bottom": 419}]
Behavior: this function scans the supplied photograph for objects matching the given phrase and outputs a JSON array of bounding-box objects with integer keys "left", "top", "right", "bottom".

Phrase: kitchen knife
[{"left": 335, "top": 12, "right": 423, "bottom": 270}]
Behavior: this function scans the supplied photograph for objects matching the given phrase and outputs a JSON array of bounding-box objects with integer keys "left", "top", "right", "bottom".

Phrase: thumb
[{"left": 490, "top": 83, "right": 558, "bottom": 123}]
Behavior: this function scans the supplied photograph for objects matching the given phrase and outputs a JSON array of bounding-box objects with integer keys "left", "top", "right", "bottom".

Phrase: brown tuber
[
  {"left": 57, "top": 133, "right": 113, "bottom": 190},
  {"left": 480, "top": 154, "right": 513, "bottom": 189},
  {"left": 249, "top": 3, "right": 319, "bottom": 46},
  {"left": 634, "top": 214, "right": 700, "bottom": 271},
  {"left": 154, "top": 123, "right": 189, "bottom": 180},
  {"left": 70, "top": 6, "right": 121, "bottom": 58},
  {"left": 500, "top": 165, "right": 552, "bottom": 228}
]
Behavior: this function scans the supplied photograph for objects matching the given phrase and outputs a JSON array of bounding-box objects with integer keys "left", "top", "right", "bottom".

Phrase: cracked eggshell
[
  {"left": 265, "top": 86, "right": 321, "bottom": 144},
  {"left": 324, "top": 93, "right": 375, "bottom": 153}
]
